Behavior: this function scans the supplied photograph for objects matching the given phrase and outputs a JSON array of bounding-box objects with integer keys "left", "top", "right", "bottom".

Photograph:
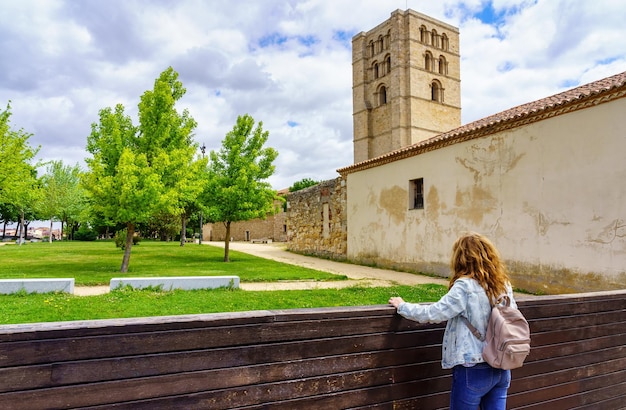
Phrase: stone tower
[{"left": 352, "top": 9, "right": 461, "bottom": 163}]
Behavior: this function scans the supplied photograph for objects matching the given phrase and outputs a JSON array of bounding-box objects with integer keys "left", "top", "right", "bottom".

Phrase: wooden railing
[{"left": 0, "top": 290, "right": 624, "bottom": 409}]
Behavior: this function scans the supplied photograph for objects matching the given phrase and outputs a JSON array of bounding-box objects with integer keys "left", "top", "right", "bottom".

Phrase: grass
[
  {"left": 0, "top": 284, "right": 448, "bottom": 325},
  {"left": 0, "top": 240, "right": 347, "bottom": 285},
  {"left": 0, "top": 240, "right": 448, "bottom": 325}
]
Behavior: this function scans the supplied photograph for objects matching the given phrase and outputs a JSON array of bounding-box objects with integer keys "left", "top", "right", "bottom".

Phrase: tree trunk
[
  {"left": 17, "top": 210, "right": 25, "bottom": 245},
  {"left": 224, "top": 221, "right": 231, "bottom": 262},
  {"left": 49, "top": 219, "right": 53, "bottom": 243},
  {"left": 120, "top": 223, "right": 135, "bottom": 273},
  {"left": 180, "top": 214, "right": 187, "bottom": 247}
]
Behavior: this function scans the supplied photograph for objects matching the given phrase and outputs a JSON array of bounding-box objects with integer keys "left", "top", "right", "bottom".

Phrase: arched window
[
  {"left": 441, "top": 33, "right": 449, "bottom": 51},
  {"left": 385, "top": 55, "right": 391, "bottom": 75},
  {"left": 431, "top": 80, "right": 443, "bottom": 102},
  {"left": 385, "top": 30, "right": 391, "bottom": 50},
  {"left": 377, "top": 35, "right": 384, "bottom": 53},
  {"left": 431, "top": 29, "right": 439, "bottom": 48},
  {"left": 378, "top": 85, "right": 387, "bottom": 106},
  {"left": 368, "top": 41, "right": 375, "bottom": 57},
  {"left": 439, "top": 55, "right": 447, "bottom": 75},
  {"left": 424, "top": 51, "right": 433, "bottom": 71},
  {"left": 373, "top": 62, "right": 379, "bottom": 79},
  {"left": 419, "top": 25, "right": 429, "bottom": 44}
]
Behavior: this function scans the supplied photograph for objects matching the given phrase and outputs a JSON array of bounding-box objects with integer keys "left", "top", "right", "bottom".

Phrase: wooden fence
[{"left": 0, "top": 290, "right": 624, "bottom": 409}]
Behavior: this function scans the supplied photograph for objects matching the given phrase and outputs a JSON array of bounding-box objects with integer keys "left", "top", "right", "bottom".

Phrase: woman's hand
[{"left": 389, "top": 296, "right": 405, "bottom": 308}]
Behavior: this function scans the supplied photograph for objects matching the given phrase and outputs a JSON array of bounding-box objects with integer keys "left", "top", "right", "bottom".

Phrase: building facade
[{"left": 339, "top": 72, "right": 626, "bottom": 294}]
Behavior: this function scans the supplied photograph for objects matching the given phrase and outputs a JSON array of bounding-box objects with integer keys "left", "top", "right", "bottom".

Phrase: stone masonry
[{"left": 285, "top": 177, "right": 347, "bottom": 260}]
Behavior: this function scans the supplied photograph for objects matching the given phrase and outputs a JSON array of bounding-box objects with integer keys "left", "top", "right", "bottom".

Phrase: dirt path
[{"left": 73, "top": 241, "right": 449, "bottom": 296}]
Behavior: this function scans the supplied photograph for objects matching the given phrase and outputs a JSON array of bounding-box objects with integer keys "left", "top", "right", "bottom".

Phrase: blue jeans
[{"left": 450, "top": 363, "right": 511, "bottom": 409}]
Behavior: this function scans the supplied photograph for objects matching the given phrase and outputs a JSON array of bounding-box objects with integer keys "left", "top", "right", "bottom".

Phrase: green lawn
[
  {"left": 0, "top": 240, "right": 448, "bottom": 325},
  {"left": 0, "top": 240, "right": 346, "bottom": 285},
  {"left": 0, "top": 284, "right": 447, "bottom": 325}
]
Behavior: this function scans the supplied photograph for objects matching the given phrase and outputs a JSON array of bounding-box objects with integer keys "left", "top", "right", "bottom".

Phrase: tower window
[
  {"left": 425, "top": 51, "right": 433, "bottom": 71},
  {"left": 385, "top": 55, "right": 391, "bottom": 74},
  {"left": 441, "top": 34, "right": 449, "bottom": 51},
  {"left": 439, "top": 56, "right": 447, "bottom": 75},
  {"left": 373, "top": 62, "right": 379, "bottom": 79},
  {"left": 419, "top": 25, "right": 429, "bottom": 44},
  {"left": 431, "top": 29, "right": 439, "bottom": 48},
  {"left": 409, "top": 178, "right": 424, "bottom": 210},
  {"left": 431, "top": 80, "right": 443, "bottom": 102},
  {"left": 378, "top": 85, "right": 387, "bottom": 106}
]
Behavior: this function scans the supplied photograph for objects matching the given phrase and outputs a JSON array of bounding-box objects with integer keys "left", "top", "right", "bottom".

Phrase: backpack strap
[{"left": 461, "top": 316, "right": 485, "bottom": 341}]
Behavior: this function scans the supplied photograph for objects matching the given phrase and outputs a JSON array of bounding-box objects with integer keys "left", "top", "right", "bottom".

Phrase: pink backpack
[{"left": 462, "top": 295, "right": 531, "bottom": 370}]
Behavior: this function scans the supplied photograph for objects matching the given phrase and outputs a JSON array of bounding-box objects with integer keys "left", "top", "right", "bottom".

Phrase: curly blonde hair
[{"left": 449, "top": 232, "right": 510, "bottom": 304}]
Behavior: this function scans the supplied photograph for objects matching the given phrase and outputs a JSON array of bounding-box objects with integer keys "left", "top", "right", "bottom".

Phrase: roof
[{"left": 338, "top": 70, "right": 626, "bottom": 176}]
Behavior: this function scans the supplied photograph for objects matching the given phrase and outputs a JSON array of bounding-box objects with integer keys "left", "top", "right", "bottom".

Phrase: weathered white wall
[{"left": 346, "top": 97, "right": 626, "bottom": 293}]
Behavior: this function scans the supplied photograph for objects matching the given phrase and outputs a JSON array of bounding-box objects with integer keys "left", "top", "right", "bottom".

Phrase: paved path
[
  {"left": 213, "top": 241, "right": 449, "bottom": 290},
  {"left": 74, "top": 241, "right": 449, "bottom": 296}
]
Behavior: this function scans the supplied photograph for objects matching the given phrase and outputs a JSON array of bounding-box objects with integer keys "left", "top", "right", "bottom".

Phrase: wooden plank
[
  {"left": 0, "top": 334, "right": 441, "bottom": 393},
  {"left": 509, "top": 375, "right": 626, "bottom": 409},
  {"left": 0, "top": 315, "right": 407, "bottom": 367},
  {"left": 0, "top": 305, "right": 395, "bottom": 342},
  {"left": 0, "top": 344, "right": 442, "bottom": 408}
]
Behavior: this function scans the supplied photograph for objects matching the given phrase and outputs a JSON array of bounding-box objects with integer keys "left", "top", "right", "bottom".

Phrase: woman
[{"left": 389, "top": 232, "right": 516, "bottom": 409}]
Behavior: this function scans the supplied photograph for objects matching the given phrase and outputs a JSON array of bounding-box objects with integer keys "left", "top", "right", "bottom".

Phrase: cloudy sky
[{"left": 2, "top": 0, "right": 626, "bottom": 190}]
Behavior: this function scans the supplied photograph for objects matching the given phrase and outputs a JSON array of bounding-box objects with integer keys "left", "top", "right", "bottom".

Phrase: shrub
[
  {"left": 74, "top": 227, "right": 98, "bottom": 241},
  {"left": 114, "top": 229, "right": 141, "bottom": 249}
]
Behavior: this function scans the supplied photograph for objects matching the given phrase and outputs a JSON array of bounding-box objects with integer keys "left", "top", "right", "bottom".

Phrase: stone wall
[
  {"left": 203, "top": 201, "right": 287, "bottom": 242},
  {"left": 286, "top": 177, "right": 347, "bottom": 259}
]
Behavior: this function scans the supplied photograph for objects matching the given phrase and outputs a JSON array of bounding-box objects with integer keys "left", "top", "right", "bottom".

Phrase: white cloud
[{"left": 1, "top": 0, "right": 625, "bottom": 192}]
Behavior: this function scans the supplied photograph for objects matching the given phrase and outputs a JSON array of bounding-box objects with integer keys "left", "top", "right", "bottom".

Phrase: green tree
[
  {"left": 0, "top": 102, "right": 41, "bottom": 245},
  {"left": 83, "top": 67, "right": 201, "bottom": 272},
  {"left": 39, "top": 160, "right": 86, "bottom": 242},
  {"left": 83, "top": 104, "right": 159, "bottom": 272},
  {"left": 289, "top": 177, "right": 319, "bottom": 192},
  {"left": 204, "top": 114, "right": 280, "bottom": 262},
  {"left": 137, "top": 67, "right": 206, "bottom": 247}
]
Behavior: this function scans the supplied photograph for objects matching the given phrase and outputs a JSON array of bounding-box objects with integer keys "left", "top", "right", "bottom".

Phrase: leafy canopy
[
  {"left": 289, "top": 177, "right": 319, "bottom": 192},
  {"left": 0, "top": 102, "right": 40, "bottom": 210},
  {"left": 205, "top": 114, "right": 279, "bottom": 224},
  {"left": 204, "top": 114, "right": 280, "bottom": 261},
  {"left": 83, "top": 67, "right": 202, "bottom": 271}
]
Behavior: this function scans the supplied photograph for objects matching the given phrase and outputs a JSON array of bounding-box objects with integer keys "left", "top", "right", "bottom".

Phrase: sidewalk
[
  {"left": 207, "top": 241, "right": 449, "bottom": 290},
  {"left": 74, "top": 241, "right": 449, "bottom": 295}
]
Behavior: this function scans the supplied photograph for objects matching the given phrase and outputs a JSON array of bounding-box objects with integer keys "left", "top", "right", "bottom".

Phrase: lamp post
[{"left": 199, "top": 143, "right": 206, "bottom": 245}]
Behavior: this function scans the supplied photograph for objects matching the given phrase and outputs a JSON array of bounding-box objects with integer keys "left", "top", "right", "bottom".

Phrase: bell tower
[{"left": 352, "top": 9, "right": 461, "bottom": 163}]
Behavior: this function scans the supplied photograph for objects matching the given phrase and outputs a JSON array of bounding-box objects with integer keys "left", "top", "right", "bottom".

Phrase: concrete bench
[
  {"left": 0, "top": 278, "right": 75, "bottom": 294},
  {"left": 110, "top": 276, "right": 240, "bottom": 291},
  {"left": 251, "top": 238, "right": 272, "bottom": 244}
]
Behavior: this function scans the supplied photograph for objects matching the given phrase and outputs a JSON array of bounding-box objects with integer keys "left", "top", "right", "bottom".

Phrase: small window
[
  {"left": 439, "top": 56, "right": 447, "bottom": 75},
  {"left": 420, "top": 25, "right": 429, "bottom": 44},
  {"left": 378, "top": 85, "right": 387, "bottom": 105},
  {"left": 441, "top": 33, "right": 449, "bottom": 51},
  {"left": 425, "top": 51, "right": 433, "bottom": 71},
  {"left": 431, "top": 80, "right": 443, "bottom": 102},
  {"left": 409, "top": 178, "right": 424, "bottom": 210}
]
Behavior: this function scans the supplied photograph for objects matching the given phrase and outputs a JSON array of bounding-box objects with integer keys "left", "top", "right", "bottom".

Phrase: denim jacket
[{"left": 396, "top": 277, "right": 516, "bottom": 369}]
